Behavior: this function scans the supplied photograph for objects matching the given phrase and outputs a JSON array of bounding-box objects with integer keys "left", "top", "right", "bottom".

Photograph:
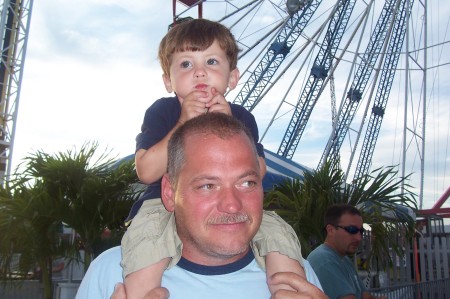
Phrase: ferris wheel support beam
[
  {"left": 278, "top": 0, "right": 356, "bottom": 159},
  {"left": 0, "top": 0, "right": 33, "bottom": 183},
  {"left": 232, "top": 0, "right": 322, "bottom": 111},
  {"left": 319, "top": 0, "right": 397, "bottom": 170},
  {"left": 400, "top": 0, "right": 426, "bottom": 208},
  {"left": 350, "top": 0, "right": 413, "bottom": 182}
]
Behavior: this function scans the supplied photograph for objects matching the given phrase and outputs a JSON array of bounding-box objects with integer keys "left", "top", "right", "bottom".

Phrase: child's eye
[
  {"left": 207, "top": 58, "right": 218, "bottom": 65},
  {"left": 180, "top": 61, "right": 192, "bottom": 68}
]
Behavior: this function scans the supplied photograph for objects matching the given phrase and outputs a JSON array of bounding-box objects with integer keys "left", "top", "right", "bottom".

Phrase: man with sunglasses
[{"left": 307, "top": 204, "right": 387, "bottom": 299}]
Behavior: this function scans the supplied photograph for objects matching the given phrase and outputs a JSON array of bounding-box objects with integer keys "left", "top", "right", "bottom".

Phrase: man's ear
[
  {"left": 162, "top": 74, "right": 174, "bottom": 93},
  {"left": 161, "top": 174, "right": 175, "bottom": 212},
  {"left": 227, "top": 68, "right": 240, "bottom": 90},
  {"left": 325, "top": 224, "right": 334, "bottom": 235}
]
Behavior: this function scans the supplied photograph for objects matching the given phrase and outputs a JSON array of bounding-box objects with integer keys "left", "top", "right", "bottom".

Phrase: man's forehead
[
  {"left": 182, "top": 132, "right": 258, "bottom": 168},
  {"left": 339, "top": 213, "right": 363, "bottom": 224},
  {"left": 184, "top": 131, "right": 249, "bottom": 144}
]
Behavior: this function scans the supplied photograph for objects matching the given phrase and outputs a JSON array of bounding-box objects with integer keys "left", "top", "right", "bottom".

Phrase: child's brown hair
[{"left": 158, "top": 19, "right": 239, "bottom": 76}]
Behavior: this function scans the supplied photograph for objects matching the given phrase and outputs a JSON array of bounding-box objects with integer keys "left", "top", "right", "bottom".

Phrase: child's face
[{"left": 162, "top": 40, "right": 239, "bottom": 101}]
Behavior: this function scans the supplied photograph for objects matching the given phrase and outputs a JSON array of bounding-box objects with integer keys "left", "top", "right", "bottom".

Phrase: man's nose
[{"left": 218, "top": 187, "right": 242, "bottom": 213}]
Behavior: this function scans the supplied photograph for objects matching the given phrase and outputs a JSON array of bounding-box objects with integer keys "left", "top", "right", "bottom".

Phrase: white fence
[{"left": 377, "top": 235, "right": 450, "bottom": 286}]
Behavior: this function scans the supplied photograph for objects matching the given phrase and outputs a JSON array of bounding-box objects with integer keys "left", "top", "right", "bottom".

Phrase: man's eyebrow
[
  {"left": 190, "top": 175, "right": 219, "bottom": 183},
  {"left": 190, "top": 171, "right": 260, "bottom": 183},
  {"left": 238, "top": 170, "right": 260, "bottom": 180}
]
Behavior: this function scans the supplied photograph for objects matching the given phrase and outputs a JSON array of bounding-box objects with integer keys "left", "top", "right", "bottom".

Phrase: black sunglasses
[{"left": 334, "top": 225, "right": 365, "bottom": 235}]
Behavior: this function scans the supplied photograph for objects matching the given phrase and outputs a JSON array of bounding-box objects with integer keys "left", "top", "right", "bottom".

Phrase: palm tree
[
  {"left": 264, "top": 161, "right": 417, "bottom": 267},
  {"left": 22, "top": 142, "right": 141, "bottom": 269},
  {"left": 0, "top": 142, "right": 141, "bottom": 299},
  {"left": 0, "top": 177, "right": 71, "bottom": 299}
]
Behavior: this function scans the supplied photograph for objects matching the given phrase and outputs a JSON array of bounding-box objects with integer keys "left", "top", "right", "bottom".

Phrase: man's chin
[
  {"left": 346, "top": 244, "right": 360, "bottom": 255},
  {"left": 212, "top": 243, "right": 250, "bottom": 259}
]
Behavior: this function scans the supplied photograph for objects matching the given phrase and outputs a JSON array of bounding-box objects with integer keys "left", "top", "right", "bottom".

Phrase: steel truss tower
[
  {"left": 232, "top": 0, "right": 322, "bottom": 111},
  {"left": 351, "top": 0, "right": 413, "bottom": 181},
  {"left": 0, "top": 0, "right": 33, "bottom": 183},
  {"left": 278, "top": 0, "right": 356, "bottom": 159},
  {"left": 318, "top": 0, "right": 397, "bottom": 170}
]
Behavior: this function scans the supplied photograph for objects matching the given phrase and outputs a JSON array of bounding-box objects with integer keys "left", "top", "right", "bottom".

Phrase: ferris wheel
[{"left": 176, "top": 1, "right": 448, "bottom": 208}]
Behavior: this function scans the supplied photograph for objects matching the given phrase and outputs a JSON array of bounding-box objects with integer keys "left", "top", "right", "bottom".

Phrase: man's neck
[
  {"left": 323, "top": 241, "right": 345, "bottom": 257},
  {"left": 181, "top": 247, "right": 252, "bottom": 266}
]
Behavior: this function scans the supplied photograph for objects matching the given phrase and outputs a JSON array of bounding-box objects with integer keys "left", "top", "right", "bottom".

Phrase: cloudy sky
[{"left": 12, "top": 0, "right": 450, "bottom": 210}]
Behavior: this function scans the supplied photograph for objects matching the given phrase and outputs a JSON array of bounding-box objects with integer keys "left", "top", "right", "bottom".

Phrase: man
[
  {"left": 307, "top": 204, "right": 387, "bottom": 299},
  {"left": 76, "top": 113, "right": 326, "bottom": 299}
]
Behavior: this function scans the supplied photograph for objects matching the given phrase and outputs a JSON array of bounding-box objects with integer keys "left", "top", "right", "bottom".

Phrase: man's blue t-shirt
[
  {"left": 75, "top": 246, "right": 323, "bottom": 299},
  {"left": 75, "top": 246, "right": 270, "bottom": 299},
  {"left": 307, "top": 244, "right": 366, "bottom": 299}
]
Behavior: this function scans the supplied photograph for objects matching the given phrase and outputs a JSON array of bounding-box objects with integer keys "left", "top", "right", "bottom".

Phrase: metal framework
[
  {"left": 351, "top": 0, "right": 412, "bottom": 181},
  {"left": 277, "top": 0, "right": 356, "bottom": 159},
  {"left": 232, "top": 0, "right": 322, "bottom": 111},
  {"left": 0, "top": 0, "right": 33, "bottom": 183},
  {"left": 318, "top": 0, "right": 397, "bottom": 170}
]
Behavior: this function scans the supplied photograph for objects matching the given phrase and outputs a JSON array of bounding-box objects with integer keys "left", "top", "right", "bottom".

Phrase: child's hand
[
  {"left": 111, "top": 283, "right": 169, "bottom": 299},
  {"left": 268, "top": 272, "right": 328, "bottom": 299},
  {"left": 205, "top": 88, "right": 232, "bottom": 115},
  {"left": 178, "top": 90, "right": 211, "bottom": 123}
]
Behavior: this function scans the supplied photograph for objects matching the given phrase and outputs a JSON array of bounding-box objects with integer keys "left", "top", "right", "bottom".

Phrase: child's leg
[
  {"left": 265, "top": 252, "right": 305, "bottom": 293},
  {"left": 121, "top": 200, "right": 181, "bottom": 299},
  {"left": 251, "top": 210, "right": 306, "bottom": 294},
  {"left": 124, "top": 258, "right": 169, "bottom": 299}
]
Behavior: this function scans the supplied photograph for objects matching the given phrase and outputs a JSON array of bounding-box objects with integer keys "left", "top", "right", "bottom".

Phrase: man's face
[
  {"left": 329, "top": 213, "right": 363, "bottom": 256},
  {"left": 162, "top": 132, "right": 263, "bottom": 265}
]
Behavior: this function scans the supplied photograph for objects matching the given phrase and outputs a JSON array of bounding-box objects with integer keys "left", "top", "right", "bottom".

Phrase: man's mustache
[{"left": 207, "top": 213, "right": 250, "bottom": 224}]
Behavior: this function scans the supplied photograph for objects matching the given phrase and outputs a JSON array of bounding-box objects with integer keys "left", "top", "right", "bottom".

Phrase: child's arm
[
  {"left": 135, "top": 124, "right": 180, "bottom": 184},
  {"left": 136, "top": 91, "right": 212, "bottom": 184}
]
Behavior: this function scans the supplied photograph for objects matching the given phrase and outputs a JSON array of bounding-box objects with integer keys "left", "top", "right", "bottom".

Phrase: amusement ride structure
[
  {"left": 0, "top": 0, "right": 32, "bottom": 183},
  {"left": 1, "top": 0, "right": 449, "bottom": 213},
  {"left": 172, "top": 0, "right": 449, "bottom": 212}
]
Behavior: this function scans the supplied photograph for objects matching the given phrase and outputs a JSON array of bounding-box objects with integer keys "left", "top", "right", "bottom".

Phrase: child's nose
[{"left": 194, "top": 67, "right": 206, "bottom": 78}]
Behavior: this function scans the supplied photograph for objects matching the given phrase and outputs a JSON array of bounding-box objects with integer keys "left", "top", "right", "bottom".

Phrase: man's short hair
[
  {"left": 167, "top": 113, "right": 258, "bottom": 184},
  {"left": 324, "top": 204, "right": 362, "bottom": 229},
  {"left": 158, "top": 18, "right": 239, "bottom": 76}
]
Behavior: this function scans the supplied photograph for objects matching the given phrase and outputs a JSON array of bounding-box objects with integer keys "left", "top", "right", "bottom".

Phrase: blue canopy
[{"left": 262, "top": 149, "right": 311, "bottom": 191}]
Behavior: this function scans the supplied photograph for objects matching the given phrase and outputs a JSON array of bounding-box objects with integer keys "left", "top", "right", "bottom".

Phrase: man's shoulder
[
  {"left": 84, "top": 246, "right": 122, "bottom": 277},
  {"left": 75, "top": 246, "right": 122, "bottom": 299},
  {"left": 307, "top": 244, "right": 337, "bottom": 265},
  {"left": 308, "top": 244, "right": 329, "bottom": 256},
  {"left": 93, "top": 246, "right": 121, "bottom": 262}
]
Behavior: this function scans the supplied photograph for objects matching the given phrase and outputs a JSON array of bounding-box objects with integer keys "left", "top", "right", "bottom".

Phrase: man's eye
[
  {"left": 181, "top": 61, "right": 192, "bottom": 68},
  {"left": 240, "top": 181, "right": 257, "bottom": 189},
  {"left": 207, "top": 58, "right": 218, "bottom": 65},
  {"left": 198, "top": 184, "right": 214, "bottom": 190}
]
